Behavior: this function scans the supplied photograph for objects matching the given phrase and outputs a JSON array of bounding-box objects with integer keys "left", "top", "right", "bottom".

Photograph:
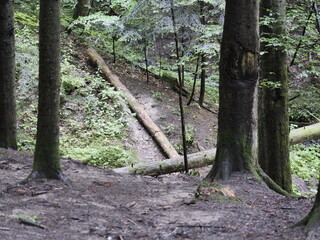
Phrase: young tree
[
  {"left": 30, "top": 0, "right": 64, "bottom": 179},
  {"left": 198, "top": 0, "right": 206, "bottom": 106},
  {"left": 258, "top": 0, "right": 292, "bottom": 192},
  {"left": 0, "top": 0, "right": 17, "bottom": 150},
  {"left": 205, "top": 0, "right": 260, "bottom": 180}
]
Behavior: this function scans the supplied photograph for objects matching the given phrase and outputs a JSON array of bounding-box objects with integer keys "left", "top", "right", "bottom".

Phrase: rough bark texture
[
  {"left": 73, "top": 0, "right": 91, "bottom": 19},
  {"left": 258, "top": 0, "right": 292, "bottom": 192},
  {"left": 114, "top": 149, "right": 216, "bottom": 176},
  {"left": 32, "top": 0, "right": 63, "bottom": 179},
  {"left": 0, "top": 0, "right": 17, "bottom": 149},
  {"left": 86, "top": 47, "right": 180, "bottom": 159},
  {"left": 206, "top": 0, "right": 260, "bottom": 180},
  {"left": 289, "top": 122, "right": 320, "bottom": 145},
  {"left": 298, "top": 179, "right": 320, "bottom": 231}
]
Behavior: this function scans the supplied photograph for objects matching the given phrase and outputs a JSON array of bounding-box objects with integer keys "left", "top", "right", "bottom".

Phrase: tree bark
[
  {"left": 114, "top": 149, "right": 216, "bottom": 176},
  {"left": 73, "top": 0, "right": 91, "bottom": 19},
  {"left": 113, "top": 124, "right": 320, "bottom": 176},
  {"left": 31, "top": 0, "right": 63, "bottom": 180},
  {"left": 170, "top": 0, "right": 189, "bottom": 172},
  {"left": 289, "top": 122, "right": 320, "bottom": 145},
  {"left": 86, "top": 47, "right": 180, "bottom": 159},
  {"left": 297, "top": 178, "right": 320, "bottom": 232},
  {"left": 198, "top": 1, "right": 206, "bottom": 106},
  {"left": 258, "top": 0, "right": 292, "bottom": 193},
  {"left": 199, "top": 54, "right": 206, "bottom": 106},
  {"left": 206, "top": 0, "right": 260, "bottom": 181},
  {"left": 0, "top": 0, "right": 17, "bottom": 150}
]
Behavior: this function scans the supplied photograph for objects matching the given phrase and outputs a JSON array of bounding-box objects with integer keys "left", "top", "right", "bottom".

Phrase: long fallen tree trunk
[
  {"left": 86, "top": 47, "right": 179, "bottom": 159},
  {"left": 114, "top": 123, "right": 320, "bottom": 176},
  {"left": 289, "top": 122, "right": 320, "bottom": 145},
  {"left": 114, "top": 148, "right": 216, "bottom": 175}
]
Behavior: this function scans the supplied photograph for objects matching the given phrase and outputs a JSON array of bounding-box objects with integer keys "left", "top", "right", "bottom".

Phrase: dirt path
[
  {"left": 106, "top": 59, "right": 218, "bottom": 161},
  {"left": 0, "top": 149, "right": 315, "bottom": 240}
]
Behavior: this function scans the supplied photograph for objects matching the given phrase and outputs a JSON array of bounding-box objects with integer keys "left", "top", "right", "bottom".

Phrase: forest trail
[
  {"left": 0, "top": 52, "right": 317, "bottom": 240},
  {"left": 99, "top": 52, "right": 218, "bottom": 165}
]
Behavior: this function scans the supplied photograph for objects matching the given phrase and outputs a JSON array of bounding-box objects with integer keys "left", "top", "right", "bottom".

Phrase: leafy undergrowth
[
  {"left": 291, "top": 143, "right": 320, "bottom": 194},
  {"left": 15, "top": 19, "right": 136, "bottom": 168}
]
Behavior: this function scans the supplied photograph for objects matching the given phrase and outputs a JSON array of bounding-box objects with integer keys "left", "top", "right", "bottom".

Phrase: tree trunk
[
  {"left": 86, "top": 47, "right": 180, "bottom": 159},
  {"left": 205, "top": 0, "right": 260, "bottom": 181},
  {"left": 289, "top": 122, "right": 320, "bottom": 145},
  {"left": 298, "top": 178, "right": 320, "bottom": 233},
  {"left": 199, "top": 54, "right": 206, "bottom": 106},
  {"left": 73, "top": 0, "right": 91, "bottom": 19},
  {"left": 114, "top": 149, "right": 216, "bottom": 176},
  {"left": 0, "top": 0, "right": 17, "bottom": 150},
  {"left": 144, "top": 43, "right": 149, "bottom": 82},
  {"left": 258, "top": 0, "right": 292, "bottom": 192},
  {"left": 171, "top": 0, "right": 189, "bottom": 172},
  {"left": 31, "top": 0, "right": 63, "bottom": 180},
  {"left": 198, "top": 1, "right": 206, "bottom": 106},
  {"left": 113, "top": 124, "right": 319, "bottom": 176}
]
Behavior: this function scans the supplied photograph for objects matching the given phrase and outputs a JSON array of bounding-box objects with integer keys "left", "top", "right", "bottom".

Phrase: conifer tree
[{"left": 0, "top": 0, "right": 17, "bottom": 150}]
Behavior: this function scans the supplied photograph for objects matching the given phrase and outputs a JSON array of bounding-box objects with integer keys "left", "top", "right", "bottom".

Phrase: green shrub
[
  {"left": 289, "top": 85, "right": 320, "bottom": 123},
  {"left": 291, "top": 144, "right": 320, "bottom": 187},
  {"left": 63, "top": 144, "right": 136, "bottom": 168}
]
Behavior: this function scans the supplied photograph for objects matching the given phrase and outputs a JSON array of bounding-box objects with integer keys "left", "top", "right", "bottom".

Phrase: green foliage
[
  {"left": 289, "top": 85, "right": 320, "bottom": 122},
  {"left": 163, "top": 123, "right": 176, "bottom": 136},
  {"left": 61, "top": 60, "right": 86, "bottom": 94},
  {"left": 63, "top": 144, "right": 136, "bottom": 168},
  {"left": 291, "top": 144, "right": 320, "bottom": 189},
  {"left": 185, "top": 124, "right": 195, "bottom": 146},
  {"left": 13, "top": 215, "right": 38, "bottom": 223},
  {"left": 14, "top": 14, "right": 136, "bottom": 168}
]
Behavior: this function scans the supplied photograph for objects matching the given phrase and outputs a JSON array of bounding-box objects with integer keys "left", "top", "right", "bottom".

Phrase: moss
[{"left": 306, "top": 206, "right": 320, "bottom": 230}]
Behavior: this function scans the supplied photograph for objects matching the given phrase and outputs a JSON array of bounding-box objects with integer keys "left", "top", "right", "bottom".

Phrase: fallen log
[
  {"left": 289, "top": 122, "right": 320, "bottom": 145},
  {"left": 114, "top": 123, "right": 320, "bottom": 176},
  {"left": 113, "top": 148, "right": 216, "bottom": 176},
  {"left": 86, "top": 47, "right": 179, "bottom": 159}
]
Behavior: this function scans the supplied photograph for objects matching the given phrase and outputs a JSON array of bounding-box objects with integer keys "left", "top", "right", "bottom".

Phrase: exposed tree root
[
  {"left": 27, "top": 170, "right": 68, "bottom": 182},
  {"left": 255, "top": 167, "right": 296, "bottom": 197}
]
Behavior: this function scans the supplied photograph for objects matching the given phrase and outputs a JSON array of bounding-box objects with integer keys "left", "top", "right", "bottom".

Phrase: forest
[{"left": 0, "top": 0, "right": 320, "bottom": 239}]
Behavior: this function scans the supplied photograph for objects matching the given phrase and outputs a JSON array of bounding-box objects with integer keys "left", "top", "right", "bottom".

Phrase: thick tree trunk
[
  {"left": 289, "top": 122, "right": 320, "bottom": 145},
  {"left": 206, "top": 0, "right": 260, "bottom": 180},
  {"left": 114, "top": 149, "right": 216, "bottom": 176},
  {"left": 31, "top": 0, "right": 63, "bottom": 180},
  {"left": 86, "top": 47, "right": 180, "bottom": 159},
  {"left": 0, "top": 0, "right": 17, "bottom": 150},
  {"left": 73, "top": 0, "right": 91, "bottom": 19},
  {"left": 258, "top": 0, "right": 292, "bottom": 192}
]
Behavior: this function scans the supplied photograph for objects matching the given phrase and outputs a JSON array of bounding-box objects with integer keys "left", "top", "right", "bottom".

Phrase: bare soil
[
  {"left": 0, "top": 149, "right": 315, "bottom": 240},
  {"left": 0, "top": 52, "right": 317, "bottom": 240}
]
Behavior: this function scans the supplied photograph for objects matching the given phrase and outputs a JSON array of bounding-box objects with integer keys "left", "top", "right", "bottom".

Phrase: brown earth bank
[{"left": 0, "top": 148, "right": 316, "bottom": 240}]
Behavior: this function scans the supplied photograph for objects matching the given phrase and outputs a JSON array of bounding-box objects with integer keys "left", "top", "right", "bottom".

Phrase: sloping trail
[
  {"left": 86, "top": 47, "right": 179, "bottom": 160},
  {"left": 88, "top": 48, "right": 218, "bottom": 166}
]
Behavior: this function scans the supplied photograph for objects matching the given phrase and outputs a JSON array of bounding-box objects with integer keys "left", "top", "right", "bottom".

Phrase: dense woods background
[{"left": 0, "top": 0, "right": 320, "bottom": 238}]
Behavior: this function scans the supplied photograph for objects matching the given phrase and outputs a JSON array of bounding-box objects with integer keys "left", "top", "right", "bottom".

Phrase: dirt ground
[
  {"left": 0, "top": 52, "right": 318, "bottom": 240},
  {"left": 0, "top": 148, "right": 316, "bottom": 240}
]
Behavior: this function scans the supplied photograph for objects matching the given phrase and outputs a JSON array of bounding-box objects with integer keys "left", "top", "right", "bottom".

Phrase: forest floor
[{"left": 0, "top": 51, "right": 318, "bottom": 240}]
